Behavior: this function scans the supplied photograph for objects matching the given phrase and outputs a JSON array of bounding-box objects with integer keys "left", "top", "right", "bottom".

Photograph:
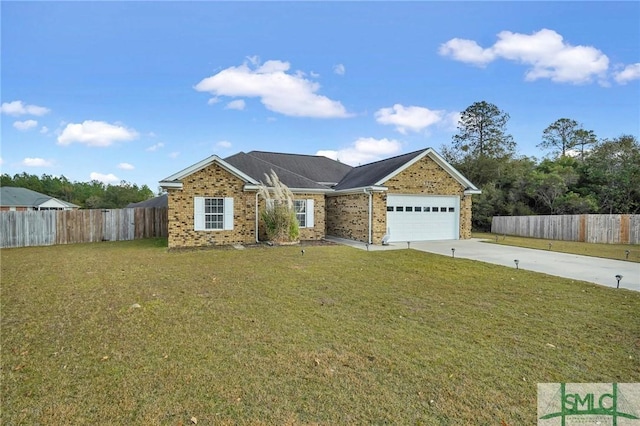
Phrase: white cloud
[
  {"left": 13, "top": 120, "right": 38, "bottom": 131},
  {"left": 90, "top": 172, "right": 120, "bottom": 184},
  {"left": 57, "top": 120, "right": 138, "bottom": 147},
  {"left": 316, "top": 137, "right": 403, "bottom": 166},
  {"left": 169, "top": 151, "right": 180, "bottom": 159},
  {"left": 1, "top": 100, "right": 50, "bottom": 116},
  {"left": 375, "top": 104, "right": 444, "bottom": 134},
  {"left": 216, "top": 140, "right": 232, "bottom": 149},
  {"left": 439, "top": 29, "right": 610, "bottom": 84},
  {"left": 117, "top": 162, "right": 135, "bottom": 170},
  {"left": 333, "top": 64, "right": 346, "bottom": 75},
  {"left": 194, "top": 59, "right": 351, "bottom": 118},
  {"left": 225, "top": 99, "right": 246, "bottom": 110},
  {"left": 438, "top": 38, "right": 496, "bottom": 67},
  {"left": 146, "top": 142, "right": 165, "bottom": 152},
  {"left": 40, "top": 126, "right": 49, "bottom": 134},
  {"left": 440, "top": 111, "right": 462, "bottom": 132},
  {"left": 0, "top": 157, "right": 3, "bottom": 166},
  {"left": 21, "top": 157, "right": 53, "bottom": 167},
  {"left": 614, "top": 63, "right": 640, "bottom": 84}
]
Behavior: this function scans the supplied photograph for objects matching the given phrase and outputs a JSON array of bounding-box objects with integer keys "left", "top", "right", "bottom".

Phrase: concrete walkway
[{"left": 325, "top": 236, "right": 640, "bottom": 292}]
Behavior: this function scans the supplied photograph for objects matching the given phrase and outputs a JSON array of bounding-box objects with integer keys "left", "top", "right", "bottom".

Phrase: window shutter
[
  {"left": 306, "top": 199, "right": 314, "bottom": 228},
  {"left": 223, "top": 197, "right": 234, "bottom": 230},
  {"left": 194, "top": 197, "right": 205, "bottom": 231}
]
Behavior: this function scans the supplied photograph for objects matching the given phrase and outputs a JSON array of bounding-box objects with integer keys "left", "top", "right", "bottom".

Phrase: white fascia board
[
  {"left": 287, "top": 187, "right": 333, "bottom": 194},
  {"left": 159, "top": 181, "right": 183, "bottom": 190},
  {"left": 427, "top": 150, "right": 481, "bottom": 192},
  {"left": 243, "top": 184, "right": 332, "bottom": 194},
  {"left": 373, "top": 149, "right": 431, "bottom": 186},
  {"left": 374, "top": 148, "right": 480, "bottom": 193},
  {"left": 159, "top": 155, "right": 260, "bottom": 189},
  {"left": 39, "top": 198, "right": 67, "bottom": 209},
  {"left": 464, "top": 189, "right": 482, "bottom": 195},
  {"left": 327, "top": 185, "right": 388, "bottom": 196}
]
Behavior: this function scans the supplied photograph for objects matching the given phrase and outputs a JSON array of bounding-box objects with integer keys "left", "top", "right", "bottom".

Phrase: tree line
[
  {"left": 442, "top": 101, "right": 640, "bottom": 230},
  {"left": 2, "top": 102, "right": 638, "bottom": 226},
  {"left": 0, "top": 173, "right": 154, "bottom": 209}
]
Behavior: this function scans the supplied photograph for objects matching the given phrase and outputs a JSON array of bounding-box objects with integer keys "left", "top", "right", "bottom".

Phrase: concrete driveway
[{"left": 325, "top": 236, "right": 640, "bottom": 292}]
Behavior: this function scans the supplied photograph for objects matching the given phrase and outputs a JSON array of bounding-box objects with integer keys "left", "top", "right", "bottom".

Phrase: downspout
[
  {"left": 365, "top": 188, "right": 372, "bottom": 245},
  {"left": 255, "top": 192, "right": 260, "bottom": 243}
]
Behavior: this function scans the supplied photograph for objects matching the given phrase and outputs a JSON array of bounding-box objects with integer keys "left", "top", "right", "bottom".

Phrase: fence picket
[
  {"left": 491, "top": 214, "right": 639, "bottom": 244},
  {"left": 0, "top": 208, "right": 167, "bottom": 248}
]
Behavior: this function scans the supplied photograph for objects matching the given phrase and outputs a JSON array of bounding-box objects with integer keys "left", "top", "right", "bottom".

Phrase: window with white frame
[
  {"left": 294, "top": 199, "right": 314, "bottom": 228},
  {"left": 194, "top": 197, "right": 234, "bottom": 231},
  {"left": 295, "top": 200, "right": 307, "bottom": 227},
  {"left": 205, "top": 198, "right": 224, "bottom": 229}
]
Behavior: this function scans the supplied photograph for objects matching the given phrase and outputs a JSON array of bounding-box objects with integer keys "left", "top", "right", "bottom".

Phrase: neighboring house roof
[
  {"left": 245, "top": 151, "right": 352, "bottom": 186},
  {"left": 0, "top": 186, "right": 80, "bottom": 209},
  {"left": 225, "top": 152, "right": 332, "bottom": 191},
  {"left": 126, "top": 194, "right": 168, "bottom": 208}
]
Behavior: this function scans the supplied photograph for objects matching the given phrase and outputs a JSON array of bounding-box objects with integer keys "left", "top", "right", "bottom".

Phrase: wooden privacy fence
[
  {"left": 491, "top": 214, "right": 640, "bottom": 244},
  {"left": 0, "top": 208, "right": 168, "bottom": 248}
]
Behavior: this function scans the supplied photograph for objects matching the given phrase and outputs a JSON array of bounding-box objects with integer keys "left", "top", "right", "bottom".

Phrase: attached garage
[{"left": 386, "top": 194, "right": 460, "bottom": 242}]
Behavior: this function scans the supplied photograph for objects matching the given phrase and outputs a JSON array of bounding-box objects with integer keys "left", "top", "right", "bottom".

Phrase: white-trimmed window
[
  {"left": 194, "top": 197, "right": 234, "bottom": 231},
  {"left": 294, "top": 199, "right": 314, "bottom": 228}
]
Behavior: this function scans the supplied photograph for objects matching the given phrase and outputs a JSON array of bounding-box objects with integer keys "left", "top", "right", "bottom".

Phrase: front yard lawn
[{"left": 2, "top": 239, "right": 638, "bottom": 424}]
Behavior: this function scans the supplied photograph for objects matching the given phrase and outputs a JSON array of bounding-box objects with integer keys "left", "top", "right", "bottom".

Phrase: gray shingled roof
[
  {"left": 332, "top": 149, "right": 427, "bottom": 190},
  {"left": 246, "top": 151, "right": 352, "bottom": 185},
  {"left": 0, "top": 186, "right": 79, "bottom": 208},
  {"left": 225, "top": 152, "right": 331, "bottom": 190},
  {"left": 126, "top": 194, "right": 168, "bottom": 208}
]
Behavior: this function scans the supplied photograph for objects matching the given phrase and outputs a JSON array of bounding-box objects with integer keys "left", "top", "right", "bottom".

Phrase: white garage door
[{"left": 386, "top": 195, "right": 460, "bottom": 242}]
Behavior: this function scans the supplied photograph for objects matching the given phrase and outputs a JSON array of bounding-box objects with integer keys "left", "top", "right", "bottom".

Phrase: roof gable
[
  {"left": 332, "top": 148, "right": 480, "bottom": 193},
  {"left": 159, "top": 155, "right": 259, "bottom": 189}
]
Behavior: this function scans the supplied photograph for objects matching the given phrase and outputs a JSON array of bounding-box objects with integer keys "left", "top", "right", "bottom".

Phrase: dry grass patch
[{"left": 2, "top": 238, "right": 639, "bottom": 424}]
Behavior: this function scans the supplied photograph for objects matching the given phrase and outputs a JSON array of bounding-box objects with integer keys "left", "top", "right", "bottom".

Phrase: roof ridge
[
  {"left": 248, "top": 150, "right": 334, "bottom": 159},
  {"left": 352, "top": 148, "right": 429, "bottom": 169},
  {"left": 245, "top": 153, "right": 332, "bottom": 188}
]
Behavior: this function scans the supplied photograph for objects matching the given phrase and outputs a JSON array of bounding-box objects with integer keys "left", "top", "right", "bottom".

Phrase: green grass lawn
[
  {"left": 2, "top": 239, "right": 639, "bottom": 424},
  {"left": 474, "top": 232, "right": 640, "bottom": 263}
]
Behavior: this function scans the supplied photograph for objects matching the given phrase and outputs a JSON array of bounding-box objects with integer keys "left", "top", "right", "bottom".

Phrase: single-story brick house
[{"left": 159, "top": 148, "right": 480, "bottom": 249}]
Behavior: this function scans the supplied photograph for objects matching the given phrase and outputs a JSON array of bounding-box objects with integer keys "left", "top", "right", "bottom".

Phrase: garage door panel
[{"left": 386, "top": 195, "right": 459, "bottom": 242}]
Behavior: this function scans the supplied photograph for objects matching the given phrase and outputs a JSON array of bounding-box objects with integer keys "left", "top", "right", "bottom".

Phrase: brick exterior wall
[
  {"left": 167, "top": 162, "right": 327, "bottom": 248},
  {"left": 326, "top": 155, "right": 473, "bottom": 244},
  {"left": 325, "top": 192, "right": 370, "bottom": 243},
  {"left": 167, "top": 163, "right": 255, "bottom": 248}
]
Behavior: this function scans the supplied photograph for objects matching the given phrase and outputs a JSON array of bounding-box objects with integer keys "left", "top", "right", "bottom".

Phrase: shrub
[{"left": 257, "top": 171, "right": 300, "bottom": 243}]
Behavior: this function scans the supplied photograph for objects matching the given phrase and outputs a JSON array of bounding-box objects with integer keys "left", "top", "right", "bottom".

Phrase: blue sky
[{"left": 2, "top": 1, "right": 639, "bottom": 192}]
